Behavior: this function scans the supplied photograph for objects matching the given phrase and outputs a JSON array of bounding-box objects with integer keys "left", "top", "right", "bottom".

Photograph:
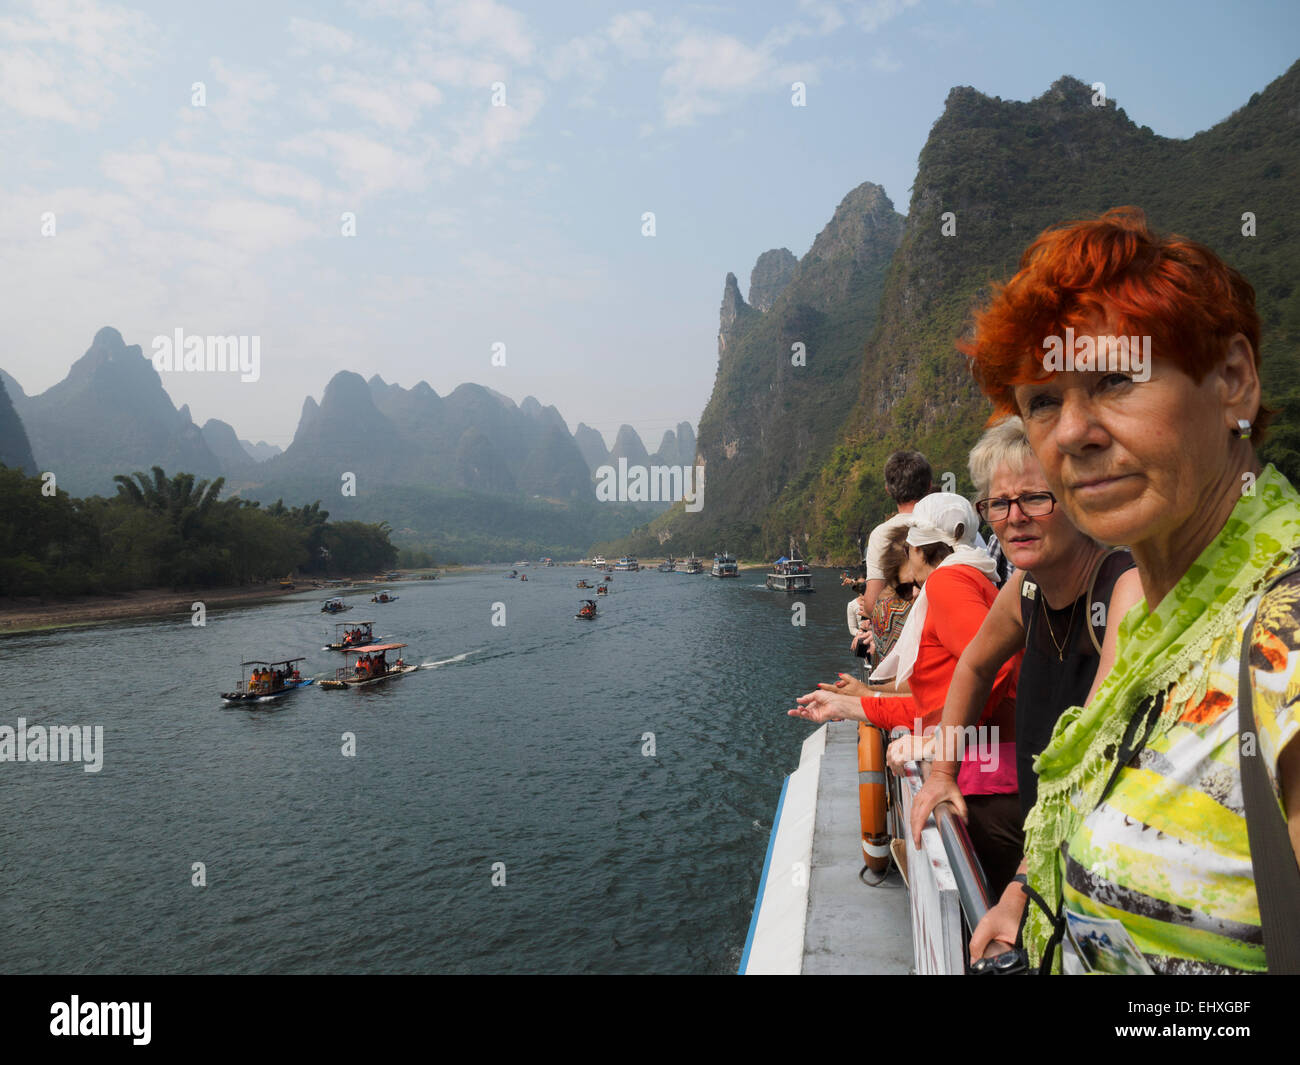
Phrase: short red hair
[{"left": 959, "top": 206, "right": 1269, "bottom": 435}]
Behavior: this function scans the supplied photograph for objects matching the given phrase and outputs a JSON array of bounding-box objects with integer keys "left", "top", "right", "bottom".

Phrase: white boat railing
[{"left": 892, "top": 758, "right": 994, "bottom": 974}]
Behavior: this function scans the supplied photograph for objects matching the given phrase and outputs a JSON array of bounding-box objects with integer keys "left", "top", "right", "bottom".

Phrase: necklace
[{"left": 1040, "top": 595, "right": 1079, "bottom": 661}]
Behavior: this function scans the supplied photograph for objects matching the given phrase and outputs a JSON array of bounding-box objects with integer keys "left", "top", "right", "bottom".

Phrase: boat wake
[{"left": 419, "top": 649, "right": 482, "bottom": 670}]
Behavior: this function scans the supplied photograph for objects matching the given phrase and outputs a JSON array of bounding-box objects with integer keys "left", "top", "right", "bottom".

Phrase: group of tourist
[
  {"left": 249, "top": 665, "right": 296, "bottom": 693},
  {"left": 790, "top": 207, "right": 1300, "bottom": 975},
  {"left": 355, "top": 651, "right": 388, "bottom": 678}
]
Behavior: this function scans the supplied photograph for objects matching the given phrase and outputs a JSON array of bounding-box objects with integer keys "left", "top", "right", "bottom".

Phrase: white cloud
[
  {"left": 282, "top": 129, "right": 432, "bottom": 197},
  {"left": 240, "top": 160, "right": 328, "bottom": 206},
  {"left": 437, "top": 0, "right": 534, "bottom": 65},
  {"left": 448, "top": 82, "right": 543, "bottom": 166},
  {"left": 765, "top": 0, "right": 846, "bottom": 47},
  {"left": 100, "top": 149, "right": 166, "bottom": 191},
  {"left": 202, "top": 198, "right": 318, "bottom": 254},
  {"left": 327, "top": 68, "right": 443, "bottom": 130},
  {"left": 208, "top": 58, "right": 278, "bottom": 133},
  {"left": 662, "top": 32, "right": 773, "bottom": 127},
  {"left": 0, "top": 0, "right": 156, "bottom": 126},
  {"left": 606, "top": 11, "right": 657, "bottom": 60},
  {"left": 870, "top": 47, "right": 903, "bottom": 72},
  {"left": 853, "top": 0, "right": 921, "bottom": 33},
  {"left": 288, "top": 16, "right": 356, "bottom": 56}
]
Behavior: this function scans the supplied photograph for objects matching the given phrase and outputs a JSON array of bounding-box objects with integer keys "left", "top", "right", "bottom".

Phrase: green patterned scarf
[{"left": 1022, "top": 463, "right": 1300, "bottom": 969}]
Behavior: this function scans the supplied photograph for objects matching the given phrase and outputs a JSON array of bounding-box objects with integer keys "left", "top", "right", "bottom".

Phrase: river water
[{"left": 0, "top": 567, "right": 860, "bottom": 973}]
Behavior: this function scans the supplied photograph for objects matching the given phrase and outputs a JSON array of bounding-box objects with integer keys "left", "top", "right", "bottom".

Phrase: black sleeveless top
[{"left": 1015, "top": 548, "right": 1135, "bottom": 817}]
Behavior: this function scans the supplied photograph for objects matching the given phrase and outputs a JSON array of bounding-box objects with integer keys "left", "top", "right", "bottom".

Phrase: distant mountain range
[
  {"left": 599, "top": 61, "right": 1300, "bottom": 563},
  {"left": 0, "top": 375, "right": 35, "bottom": 476},
  {"left": 14, "top": 63, "right": 1296, "bottom": 567},
  {"left": 0, "top": 328, "right": 694, "bottom": 560}
]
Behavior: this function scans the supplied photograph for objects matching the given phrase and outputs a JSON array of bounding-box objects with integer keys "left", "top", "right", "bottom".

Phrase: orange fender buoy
[{"left": 858, "top": 723, "right": 891, "bottom": 877}]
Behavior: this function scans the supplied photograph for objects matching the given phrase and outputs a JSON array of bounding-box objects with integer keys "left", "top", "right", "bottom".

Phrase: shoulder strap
[
  {"left": 1238, "top": 558, "right": 1300, "bottom": 974},
  {"left": 1019, "top": 571, "right": 1038, "bottom": 636},
  {"left": 1033, "top": 688, "right": 1165, "bottom": 976},
  {"left": 1085, "top": 547, "right": 1132, "bottom": 656}
]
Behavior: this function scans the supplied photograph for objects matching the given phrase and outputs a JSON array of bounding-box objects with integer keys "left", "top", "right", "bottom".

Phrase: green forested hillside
[
  {"left": 597, "top": 182, "right": 905, "bottom": 560},
  {"left": 799, "top": 67, "right": 1300, "bottom": 563},
  {"left": 611, "top": 64, "right": 1300, "bottom": 565}
]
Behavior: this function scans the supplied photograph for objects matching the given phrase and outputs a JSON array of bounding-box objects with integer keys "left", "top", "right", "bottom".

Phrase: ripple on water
[{"left": 0, "top": 568, "right": 856, "bottom": 972}]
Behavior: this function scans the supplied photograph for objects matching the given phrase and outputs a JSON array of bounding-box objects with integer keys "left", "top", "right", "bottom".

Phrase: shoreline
[
  {"left": 0, "top": 585, "right": 308, "bottom": 637},
  {"left": 0, "top": 567, "right": 474, "bottom": 636}
]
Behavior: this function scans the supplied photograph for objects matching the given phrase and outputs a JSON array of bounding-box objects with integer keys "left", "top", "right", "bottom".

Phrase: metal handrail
[{"left": 906, "top": 759, "right": 994, "bottom": 934}]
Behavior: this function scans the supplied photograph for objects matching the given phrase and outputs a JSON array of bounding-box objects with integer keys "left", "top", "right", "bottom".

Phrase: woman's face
[
  {"left": 1012, "top": 329, "right": 1248, "bottom": 551},
  {"left": 987, "top": 454, "right": 1089, "bottom": 573},
  {"left": 899, "top": 544, "right": 929, "bottom": 586}
]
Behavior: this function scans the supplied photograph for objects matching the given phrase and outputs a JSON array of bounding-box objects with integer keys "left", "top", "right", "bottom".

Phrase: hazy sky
[{"left": 1, "top": 0, "right": 1296, "bottom": 449}]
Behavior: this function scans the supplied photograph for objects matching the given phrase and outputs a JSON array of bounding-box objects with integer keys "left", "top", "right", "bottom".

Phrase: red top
[{"left": 860, "top": 565, "right": 1020, "bottom": 795}]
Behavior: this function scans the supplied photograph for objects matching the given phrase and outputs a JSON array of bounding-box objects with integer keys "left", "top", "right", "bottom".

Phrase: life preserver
[{"left": 857, "top": 723, "right": 891, "bottom": 879}]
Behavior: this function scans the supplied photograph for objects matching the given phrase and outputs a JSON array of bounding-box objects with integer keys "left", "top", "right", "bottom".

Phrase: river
[{"left": 0, "top": 566, "right": 860, "bottom": 973}]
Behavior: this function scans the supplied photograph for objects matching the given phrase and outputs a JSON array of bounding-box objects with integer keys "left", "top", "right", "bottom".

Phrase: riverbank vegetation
[{"left": 0, "top": 465, "right": 397, "bottom": 597}]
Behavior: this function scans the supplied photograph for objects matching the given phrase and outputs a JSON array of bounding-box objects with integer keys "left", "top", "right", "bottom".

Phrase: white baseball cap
[{"left": 905, "top": 492, "right": 980, "bottom": 549}]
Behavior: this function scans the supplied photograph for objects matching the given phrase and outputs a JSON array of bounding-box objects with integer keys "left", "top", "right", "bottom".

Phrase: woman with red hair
[{"left": 963, "top": 207, "right": 1300, "bottom": 974}]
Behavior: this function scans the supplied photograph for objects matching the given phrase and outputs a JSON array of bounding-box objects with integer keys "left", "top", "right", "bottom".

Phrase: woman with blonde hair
[{"left": 902, "top": 415, "right": 1141, "bottom": 913}]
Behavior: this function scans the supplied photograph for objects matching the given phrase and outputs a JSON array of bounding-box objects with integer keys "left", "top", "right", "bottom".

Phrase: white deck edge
[{"left": 739, "top": 725, "right": 827, "bottom": 974}]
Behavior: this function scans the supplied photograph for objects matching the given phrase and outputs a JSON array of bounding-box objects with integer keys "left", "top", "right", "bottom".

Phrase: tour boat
[
  {"left": 591, "top": 555, "right": 607, "bottom": 568},
  {"left": 221, "top": 658, "right": 313, "bottom": 703},
  {"left": 325, "top": 620, "right": 374, "bottom": 651},
  {"left": 321, "top": 597, "right": 351, "bottom": 613},
  {"left": 680, "top": 553, "right": 704, "bottom": 574},
  {"left": 614, "top": 556, "right": 640, "bottom": 571},
  {"left": 319, "top": 643, "right": 418, "bottom": 689},
  {"left": 657, "top": 556, "right": 676, "bottom": 572},
  {"left": 575, "top": 599, "right": 598, "bottom": 620},
  {"left": 766, "top": 555, "right": 815, "bottom": 593},
  {"left": 711, "top": 552, "right": 739, "bottom": 578},
  {"left": 371, "top": 590, "right": 399, "bottom": 603}
]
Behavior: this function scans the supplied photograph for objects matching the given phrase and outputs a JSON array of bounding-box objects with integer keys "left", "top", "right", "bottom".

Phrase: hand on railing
[
  {"left": 909, "top": 768, "right": 967, "bottom": 848},
  {"left": 887, "top": 733, "right": 932, "bottom": 776}
]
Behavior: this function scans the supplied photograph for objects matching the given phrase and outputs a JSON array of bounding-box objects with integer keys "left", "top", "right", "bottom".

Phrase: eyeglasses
[{"left": 974, "top": 492, "right": 1057, "bottom": 522}]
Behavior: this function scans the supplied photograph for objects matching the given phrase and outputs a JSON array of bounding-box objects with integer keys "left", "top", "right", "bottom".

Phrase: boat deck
[
  {"left": 741, "top": 719, "right": 911, "bottom": 974},
  {"left": 802, "top": 721, "right": 911, "bottom": 973}
]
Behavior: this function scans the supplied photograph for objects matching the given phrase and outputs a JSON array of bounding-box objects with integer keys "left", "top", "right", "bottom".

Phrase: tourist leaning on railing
[
  {"left": 789, "top": 493, "right": 1022, "bottom": 891},
  {"left": 962, "top": 205, "right": 1300, "bottom": 974},
  {"left": 867, "top": 525, "right": 916, "bottom": 672},
  {"left": 895, "top": 416, "right": 1142, "bottom": 942}
]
